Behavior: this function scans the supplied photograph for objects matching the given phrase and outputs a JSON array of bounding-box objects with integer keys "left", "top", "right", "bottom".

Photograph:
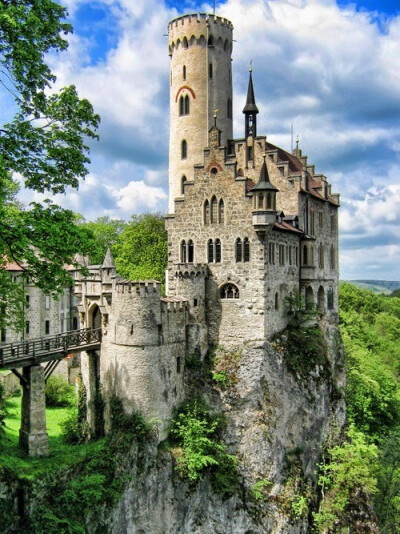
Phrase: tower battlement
[
  {"left": 168, "top": 13, "right": 233, "bottom": 40},
  {"left": 113, "top": 280, "right": 161, "bottom": 298}
]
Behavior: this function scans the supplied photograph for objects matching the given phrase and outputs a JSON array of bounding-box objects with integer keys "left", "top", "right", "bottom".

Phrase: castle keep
[{"left": 77, "top": 13, "right": 339, "bottom": 439}]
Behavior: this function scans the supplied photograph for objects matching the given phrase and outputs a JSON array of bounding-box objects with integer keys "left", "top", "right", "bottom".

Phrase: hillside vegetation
[{"left": 339, "top": 282, "right": 400, "bottom": 531}]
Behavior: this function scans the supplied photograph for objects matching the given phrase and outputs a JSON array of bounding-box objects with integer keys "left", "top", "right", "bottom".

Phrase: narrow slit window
[
  {"left": 235, "top": 238, "right": 242, "bottom": 262},
  {"left": 244, "top": 238, "right": 250, "bottom": 262},
  {"left": 188, "top": 240, "right": 194, "bottom": 263},
  {"left": 215, "top": 239, "right": 221, "bottom": 263},
  {"left": 181, "top": 139, "right": 187, "bottom": 159}
]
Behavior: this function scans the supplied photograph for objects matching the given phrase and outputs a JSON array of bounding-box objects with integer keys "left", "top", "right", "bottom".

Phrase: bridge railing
[{"left": 0, "top": 328, "right": 102, "bottom": 368}]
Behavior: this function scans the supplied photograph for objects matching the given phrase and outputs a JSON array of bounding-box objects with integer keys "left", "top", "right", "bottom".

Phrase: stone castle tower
[
  {"left": 77, "top": 12, "right": 340, "bottom": 441},
  {"left": 168, "top": 14, "right": 233, "bottom": 213}
]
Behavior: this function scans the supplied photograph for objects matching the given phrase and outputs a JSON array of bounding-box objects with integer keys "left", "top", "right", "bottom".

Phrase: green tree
[
  {"left": 0, "top": 0, "right": 100, "bottom": 329},
  {"left": 114, "top": 213, "right": 167, "bottom": 284},
  {"left": 78, "top": 216, "right": 127, "bottom": 265}
]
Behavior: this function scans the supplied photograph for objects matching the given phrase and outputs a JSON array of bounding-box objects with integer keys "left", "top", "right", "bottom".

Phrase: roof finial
[
  {"left": 296, "top": 135, "right": 299, "bottom": 150},
  {"left": 249, "top": 59, "right": 253, "bottom": 73},
  {"left": 213, "top": 108, "right": 219, "bottom": 127}
]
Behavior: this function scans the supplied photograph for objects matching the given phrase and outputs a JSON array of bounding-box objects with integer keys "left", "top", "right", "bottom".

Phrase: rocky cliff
[{"left": 105, "top": 318, "right": 347, "bottom": 533}]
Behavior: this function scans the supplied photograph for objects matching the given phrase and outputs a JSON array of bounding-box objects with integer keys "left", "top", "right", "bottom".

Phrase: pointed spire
[
  {"left": 102, "top": 246, "right": 115, "bottom": 269},
  {"left": 243, "top": 68, "right": 259, "bottom": 114},
  {"left": 251, "top": 156, "right": 278, "bottom": 192}
]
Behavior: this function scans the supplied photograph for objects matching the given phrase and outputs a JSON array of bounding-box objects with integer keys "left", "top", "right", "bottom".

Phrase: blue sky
[{"left": 12, "top": 0, "right": 400, "bottom": 280}]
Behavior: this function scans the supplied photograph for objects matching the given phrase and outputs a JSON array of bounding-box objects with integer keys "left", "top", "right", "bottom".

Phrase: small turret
[
  {"left": 250, "top": 155, "right": 278, "bottom": 230},
  {"left": 101, "top": 246, "right": 116, "bottom": 283},
  {"left": 243, "top": 67, "right": 259, "bottom": 139}
]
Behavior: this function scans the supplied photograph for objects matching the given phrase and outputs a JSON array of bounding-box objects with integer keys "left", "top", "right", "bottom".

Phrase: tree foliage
[
  {"left": 114, "top": 213, "right": 167, "bottom": 284},
  {"left": 77, "top": 216, "right": 127, "bottom": 265},
  {"left": 338, "top": 283, "right": 400, "bottom": 531},
  {"left": 0, "top": 0, "right": 100, "bottom": 329}
]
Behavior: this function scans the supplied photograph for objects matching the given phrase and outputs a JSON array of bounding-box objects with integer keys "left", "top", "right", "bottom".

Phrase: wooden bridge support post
[{"left": 19, "top": 365, "right": 49, "bottom": 457}]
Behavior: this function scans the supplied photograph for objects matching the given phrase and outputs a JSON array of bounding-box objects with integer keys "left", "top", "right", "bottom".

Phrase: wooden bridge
[
  {"left": 0, "top": 328, "right": 102, "bottom": 458},
  {"left": 0, "top": 328, "right": 101, "bottom": 370}
]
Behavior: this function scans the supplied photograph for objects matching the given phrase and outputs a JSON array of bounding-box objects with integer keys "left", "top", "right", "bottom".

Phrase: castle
[{"left": 76, "top": 13, "right": 339, "bottom": 439}]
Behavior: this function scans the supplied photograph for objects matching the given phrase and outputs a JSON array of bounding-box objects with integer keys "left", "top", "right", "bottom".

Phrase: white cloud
[{"left": 112, "top": 180, "right": 168, "bottom": 213}]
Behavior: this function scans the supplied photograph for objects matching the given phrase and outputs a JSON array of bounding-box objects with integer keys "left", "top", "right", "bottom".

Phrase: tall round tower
[{"left": 168, "top": 13, "right": 233, "bottom": 213}]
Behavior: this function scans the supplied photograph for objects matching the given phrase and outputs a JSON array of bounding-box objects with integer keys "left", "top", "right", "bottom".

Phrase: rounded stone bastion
[{"left": 110, "top": 280, "right": 162, "bottom": 347}]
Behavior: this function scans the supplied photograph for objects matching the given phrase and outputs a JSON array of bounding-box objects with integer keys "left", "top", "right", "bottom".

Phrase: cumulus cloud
[{"left": 33, "top": 0, "right": 400, "bottom": 279}]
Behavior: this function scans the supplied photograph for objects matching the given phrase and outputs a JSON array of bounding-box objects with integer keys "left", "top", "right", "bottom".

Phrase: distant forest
[{"left": 343, "top": 280, "right": 400, "bottom": 295}]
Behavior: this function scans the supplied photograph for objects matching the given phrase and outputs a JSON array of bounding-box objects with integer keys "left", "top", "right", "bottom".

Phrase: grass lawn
[{"left": 0, "top": 395, "right": 105, "bottom": 480}]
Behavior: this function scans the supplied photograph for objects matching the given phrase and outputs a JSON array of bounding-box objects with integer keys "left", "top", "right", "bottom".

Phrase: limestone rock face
[{"left": 105, "top": 323, "right": 347, "bottom": 534}]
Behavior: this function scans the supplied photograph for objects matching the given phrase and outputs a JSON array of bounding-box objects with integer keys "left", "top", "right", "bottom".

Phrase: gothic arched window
[
  {"left": 327, "top": 286, "right": 334, "bottom": 309},
  {"left": 220, "top": 283, "right": 239, "bottom": 299},
  {"left": 184, "top": 95, "right": 190, "bottom": 115},
  {"left": 215, "top": 239, "right": 221, "bottom": 263},
  {"left": 211, "top": 196, "right": 217, "bottom": 223},
  {"left": 181, "top": 139, "right": 187, "bottom": 159},
  {"left": 218, "top": 199, "right": 224, "bottom": 224},
  {"left": 235, "top": 238, "right": 242, "bottom": 262},
  {"left": 319, "top": 244, "right": 324, "bottom": 268},
  {"left": 179, "top": 96, "right": 184, "bottom": 116},
  {"left": 188, "top": 240, "right": 194, "bottom": 263},
  {"left": 180, "top": 240, "right": 187, "bottom": 263},
  {"left": 204, "top": 199, "right": 210, "bottom": 226},
  {"left": 244, "top": 238, "right": 250, "bottom": 262},
  {"left": 208, "top": 35, "right": 214, "bottom": 47},
  {"left": 181, "top": 175, "right": 186, "bottom": 195},
  {"left": 207, "top": 239, "right": 214, "bottom": 263},
  {"left": 330, "top": 246, "right": 335, "bottom": 270}
]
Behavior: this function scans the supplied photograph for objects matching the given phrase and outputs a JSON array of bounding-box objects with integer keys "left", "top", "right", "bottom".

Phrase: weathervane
[{"left": 249, "top": 59, "right": 253, "bottom": 72}]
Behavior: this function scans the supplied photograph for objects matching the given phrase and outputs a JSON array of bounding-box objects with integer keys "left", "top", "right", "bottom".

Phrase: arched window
[
  {"left": 183, "top": 37, "right": 188, "bottom": 49},
  {"left": 181, "top": 175, "right": 186, "bottom": 195},
  {"left": 180, "top": 240, "right": 187, "bottom": 263},
  {"left": 275, "top": 292, "right": 279, "bottom": 310},
  {"left": 181, "top": 140, "right": 187, "bottom": 159},
  {"left": 330, "top": 246, "right": 335, "bottom": 270},
  {"left": 235, "top": 238, "right": 242, "bottom": 262},
  {"left": 327, "top": 286, "right": 334, "bottom": 310},
  {"left": 303, "top": 244, "right": 308, "bottom": 266},
  {"left": 204, "top": 199, "right": 210, "bottom": 226},
  {"left": 209, "top": 63, "right": 213, "bottom": 79},
  {"left": 244, "top": 237, "right": 250, "bottom": 262},
  {"left": 310, "top": 209, "right": 315, "bottom": 235},
  {"left": 220, "top": 283, "right": 239, "bottom": 299},
  {"left": 227, "top": 98, "right": 232, "bottom": 119},
  {"left": 184, "top": 95, "right": 190, "bottom": 115},
  {"left": 207, "top": 239, "right": 214, "bottom": 263},
  {"left": 305, "top": 286, "right": 314, "bottom": 310},
  {"left": 183, "top": 65, "right": 186, "bottom": 80},
  {"left": 188, "top": 240, "right": 194, "bottom": 263},
  {"left": 215, "top": 239, "right": 221, "bottom": 263},
  {"left": 208, "top": 35, "right": 214, "bottom": 47},
  {"left": 318, "top": 286, "right": 325, "bottom": 313},
  {"left": 319, "top": 244, "right": 324, "bottom": 268},
  {"left": 218, "top": 199, "right": 224, "bottom": 224},
  {"left": 211, "top": 196, "right": 217, "bottom": 223},
  {"left": 179, "top": 96, "right": 184, "bottom": 116}
]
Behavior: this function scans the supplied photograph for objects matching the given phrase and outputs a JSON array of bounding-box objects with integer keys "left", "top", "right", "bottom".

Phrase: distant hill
[{"left": 343, "top": 280, "right": 400, "bottom": 295}]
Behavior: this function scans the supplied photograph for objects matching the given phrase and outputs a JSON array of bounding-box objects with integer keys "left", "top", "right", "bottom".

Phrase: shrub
[
  {"left": 170, "top": 398, "right": 238, "bottom": 494},
  {"left": 45, "top": 375, "right": 74, "bottom": 407}
]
